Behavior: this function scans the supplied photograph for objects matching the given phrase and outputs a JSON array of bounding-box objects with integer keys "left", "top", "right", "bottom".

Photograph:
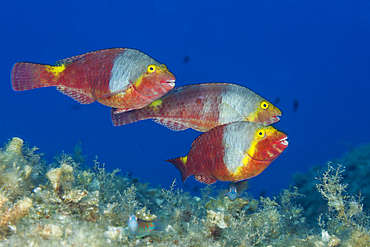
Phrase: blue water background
[{"left": 0, "top": 0, "right": 369, "bottom": 197}]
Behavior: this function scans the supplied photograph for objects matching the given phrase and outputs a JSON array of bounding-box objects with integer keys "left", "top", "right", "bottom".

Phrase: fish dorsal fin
[
  {"left": 152, "top": 118, "right": 189, "bottom": 131},
  {"left": 194, "top": 175, "right": 217, "bottom": 185},
  {"left": 57, "top": 86, "right": 95, "bottom": 104},
  {"left": 218, "top": 102, "right": 244, "bottom": 123},
  {"left": 54, "top": 53, "right": 90, "bottom": 67}
]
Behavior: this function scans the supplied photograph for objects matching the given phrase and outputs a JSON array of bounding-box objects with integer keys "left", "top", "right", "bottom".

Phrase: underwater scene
[{"left": 1, "top": 0, "right": 370, "bottom": 246}]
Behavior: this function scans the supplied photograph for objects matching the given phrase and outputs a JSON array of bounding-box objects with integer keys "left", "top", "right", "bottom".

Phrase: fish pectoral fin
[
  {"left": 194, "top": 175, "right": 217, "bottom": 184},
  {"left": 152, "top": 118, "right": 189, "bottom": 131},
  {"left": 57, "top": 86, "right": 95, "bottom": 104},
  {"left": 102, "top": 85, "right": 131, "bottom": 98},
  {"left": 219, "top": 102, "right": 244, "bottom": 122}
]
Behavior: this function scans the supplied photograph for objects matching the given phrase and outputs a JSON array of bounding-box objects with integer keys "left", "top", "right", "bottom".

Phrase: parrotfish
[
  {"left": 127, "top": 214, "right": 164, "bottom": 238},
  {"left": 111, "top": 83, "right": 281, "bottom": 131},
  {"left": 166, "top": 121, "right": 288, "bottom": 184},
  {"left": 11, "top": 48, "right": 176, "bottom": 113},
  {"left": 226, "top": 180, "right": 250, "bottom": 201}
]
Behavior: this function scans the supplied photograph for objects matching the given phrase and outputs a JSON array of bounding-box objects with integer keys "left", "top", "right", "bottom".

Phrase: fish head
[
  {"left": 226, "top": 184, "right": 238, "bottom": 201},
  {"left": 135, "top": 63, "right": 176, "bottom": 99},
  {"left": 127, "top": 214, "right": 139, "bottom": 233},
  {"left": 247, "top": 125, "right": 288, "bottom": 162},
  {"left": 246, "top": 100, "right": 282, "bottom": 125}
]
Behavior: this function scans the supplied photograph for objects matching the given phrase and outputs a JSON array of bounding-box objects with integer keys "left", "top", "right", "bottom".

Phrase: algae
[{"left": 0, "top": 137, "right": 369, "bottom": 246}]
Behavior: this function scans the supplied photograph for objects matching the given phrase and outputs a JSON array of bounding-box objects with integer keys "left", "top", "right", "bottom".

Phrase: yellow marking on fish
[
  {"left": 233, "top": 158, "right": 252, "bottom": 178},
  {"left": 180, "top": 156, "right": 187, "bottom": 166},
  {"left": 246, "top": 139, "right": 259, "bottom": 159},
  {"left": 242, "top": 155, "right": 251, "bottom": 166},
  {"left": 134, "top": 73, "right": 144, "bottom": 88},
  {"left": 245, "top": 110, "right": 258, "bottom": 123},
  {"left": 45, "top": 65, "right": 66, "bottom": 76},
  {"left": 149, "top": 98, "right": 163, "bottom": 111}
]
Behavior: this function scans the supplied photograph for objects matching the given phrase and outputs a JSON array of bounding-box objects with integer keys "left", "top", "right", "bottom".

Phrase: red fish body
[
  {"left": 167, "top": 121, "right": 288, "bottom": 184},
  {"left": 11, "top": 48, "right": 176, "bottom": 113},
  {"left": 111, "top": 83, "right": 281, "bottom": 131}
]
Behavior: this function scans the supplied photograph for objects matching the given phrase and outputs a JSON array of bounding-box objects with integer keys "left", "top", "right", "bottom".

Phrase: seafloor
[{"left": 0, "top": 137, "right": 369, "bottom": 246}]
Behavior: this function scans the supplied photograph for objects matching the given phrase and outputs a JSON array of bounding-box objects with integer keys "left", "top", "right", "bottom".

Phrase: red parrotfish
[
  {"left": 166, "top": 121, "right": 288, "bottom": 184},
  {"left": 11, "top": 48, "right": 176, "bottom": 113},
  {"left": 127, "top": 214, "right": 164, "bottom": 238},
  {"left": 226, "top": 180, "right": 250, "bottom": 201},
  {"left": 111, "top": 83, "right": 281, "bottom": 131}
]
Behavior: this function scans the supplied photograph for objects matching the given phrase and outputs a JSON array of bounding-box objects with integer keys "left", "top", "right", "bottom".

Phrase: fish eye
[
  {"left": 257, "top": 129, "right": 266, "bottom": 138},
  {"left": 260, "top": 101, "right": 269, "bottom": 109},
  {"left": 147, "top": 64, "right": 156, "bottom": 73}
]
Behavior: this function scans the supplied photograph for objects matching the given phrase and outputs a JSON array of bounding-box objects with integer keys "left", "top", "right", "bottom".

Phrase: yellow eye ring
[
  {"left": 260, "top": 101, "right": 269, "bottom": 109},
  {"left": 147, "top": 65, "right": 156, "bottom": 73},
  {"left": 257, "top": 129, "right": 266, "bottom": 138}
]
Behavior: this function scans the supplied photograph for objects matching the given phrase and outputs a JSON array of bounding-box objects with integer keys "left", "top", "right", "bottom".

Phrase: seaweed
[{"left": 0, "top": 137, "right": 369, "bottom": 246}]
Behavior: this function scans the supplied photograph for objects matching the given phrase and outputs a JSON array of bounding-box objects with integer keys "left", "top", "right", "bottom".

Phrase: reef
[{"left": 0, "top": 137, "right": 370, "bottom": 246}]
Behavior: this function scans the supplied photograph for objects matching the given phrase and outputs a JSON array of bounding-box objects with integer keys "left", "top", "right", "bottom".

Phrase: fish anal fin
[
  {"left": 57, "top": 86, "right": 95, "bottom": 104},
  {"left": 194, "top": 175, "right": 218, "bottom": 185},
  {"left": 152, "top": 119, "right": 189, "bottom": 131}
]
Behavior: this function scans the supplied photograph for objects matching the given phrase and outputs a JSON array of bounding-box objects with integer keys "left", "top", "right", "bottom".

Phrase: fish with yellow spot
[
  {"left": 11, "top": 48, "right": 176, "bottom": 113},
  {"left": 111, "top": 83, "right": 281, "bottom": 131},
  {"left": 166, "top": 121, "right": 288, "bottom": 184},
  {"left": 127, "top": 214, "right": 165, "bottom": 238}
]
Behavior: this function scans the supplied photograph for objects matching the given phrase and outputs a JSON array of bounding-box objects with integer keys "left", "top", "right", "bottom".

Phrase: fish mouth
[
  {"left": 278, "top": 136, "right": 289, "bottom": 146},
  {"left": 262, "top": 116, "right": 280, "bottom": 125},
  {"left": 160, "top": 79, "right": 176, "bottom": 89},
  {"left": 270, "top": 116, "right": 280, "bottom": 124},
  {"left": 166, "top": 79, "right": 176, "bottom": 87}
]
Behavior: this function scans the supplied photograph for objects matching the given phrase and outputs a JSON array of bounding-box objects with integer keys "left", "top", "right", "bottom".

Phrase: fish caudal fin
[
  {"left": 111, "top": 108, "right": 146, "bottom": 126},
  {"left": 166, "top": 157, "right": 191, "bottom": 183},
  {"left": 11, "top": 62, "right": 57, "bottom": 91},
  {"left": 151, "top": 219, "right": 165, "bottom": 232}
]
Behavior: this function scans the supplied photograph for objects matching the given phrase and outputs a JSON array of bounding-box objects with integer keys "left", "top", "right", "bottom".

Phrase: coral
[
  {"left": 46, "top": 154, "right": 75, "bottom": 192},
  {"left": 206, "top": 210, "right": 228, "bottom": 228},
  {"left": 204, "top": 196, "right": 249, "bottom": 214},
  {"left": 135, "top": 206, "right": 157, "bottom": 221},
  {"left": 0, "top": 195, "right": 32, "bottom": 239},
  {"left": 0, "top": 137, "right": 44, "bottom": 199},
  {"left": 35, "top": 223, "right": 63, "bottom": 239}
]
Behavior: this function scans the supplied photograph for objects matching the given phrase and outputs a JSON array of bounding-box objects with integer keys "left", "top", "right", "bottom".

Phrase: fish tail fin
[
  {"left": 166, "top": 156, "right": 191, "bottom": 183},
  {"left": 111, "top": 108, "right": 146, "bottom": 126},
  {"left": 151, "top": 219, "right": 165, "bottom": 232},
  {"left": 11, "top": 62, "right": 58, "bottom": 91}
]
